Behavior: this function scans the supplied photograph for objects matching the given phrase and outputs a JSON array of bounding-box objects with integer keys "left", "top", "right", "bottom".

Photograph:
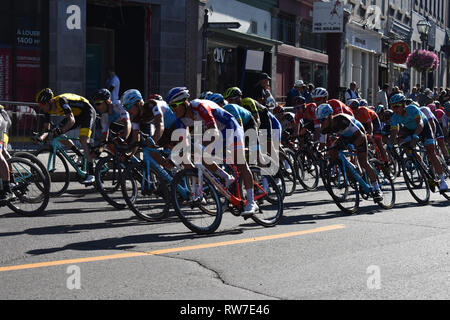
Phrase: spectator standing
[
  {"left": 377, "top": 84, "right": 390, "bottom": 109},
  {"left": 408, "top": 87, "right": 418, "bottom": 102},
  {"left": 285, "top": 80, "right": 304, "bottom": 106},
  {"left": 344, "top": 81, "right": 360, "bottom": 104},
  {"left": 418, "top": 88, "right": 433, "bottom": 106},
  {"left": 106, "top": 67, "right": 120, "bottom": 103},
  {"left": 304, "top": 83, "right": 314, "bottom": 103},
  {"left": 251, "top": 72, "right": 276, "bottom": 109}
]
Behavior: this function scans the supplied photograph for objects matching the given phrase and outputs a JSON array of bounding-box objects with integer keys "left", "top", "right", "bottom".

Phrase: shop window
[
  {"left": 0, "top": 0, "right": 45, "bottom": 102},
  {"left": 313, "top": 64, "right": 327, "bottom": 88},
  {"left": 300, "top": 62, "right": 312, "bottom": 85}
]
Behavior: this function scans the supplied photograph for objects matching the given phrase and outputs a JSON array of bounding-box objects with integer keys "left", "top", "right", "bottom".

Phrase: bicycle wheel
[
  {"left": 34, "top": 147, "right": 70, "bottom": 196},
  {"left": 12, "top": 151, "right": 51, "bottom": 188},
  {"left": 400, "top": 156, "right": 430, "bottom": 205},
  {"left": 249, "top": 167, "right": 283, "bottom": 227},
  {"left": 323, "top": 162, "right": 360, "bottom": 215},
  {"left": 369, "top": 159, "right": 396, "bottom": 209},
  {"left": 170, "top": 168, "right": 222, "bottom": 234},
  {"left": 295, "top": 150, "right": 319, "bottom": 191},
  {"left": 95, "top": 155, "right": 128, "bottom": 209},
  {"left": 121, "top": 162, "right": 170, "bottom": 222},
  {"left": 6, "top": 157, "right": 50, "bottom": 216},
  {"left": 278, "top": 151, "right": 297, "bottom": 196}
]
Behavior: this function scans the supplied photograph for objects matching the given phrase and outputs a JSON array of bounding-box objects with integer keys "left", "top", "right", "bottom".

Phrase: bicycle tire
[
  {"left": 12, "top": 151, "right": 51, "bottom": 193},
  {"left": 369, "top": 159, "right": 396, "bottom": 210},
  {"left": 6, "top": 157, "right": 50, "bottom": 216},
  {"left": 400, "top": 155, "right": 430, "bottom": 205},
  {"left": 121, "top": 162, "right": 170, "bottom": 222},
  {"left": 170, "top": 168, "right": 222, "bottom": 234},
  {"left": 34, "top": 146, "right": 70, "bottom": 196},
  {"left": 323, "top": 161, "right": 360, "bottom": 215},
  {"left": 94, "top": 155, "right": 128, "bottom": 210},
  {"left": 278, "top": 151, "right": 297, "bottom": 196},
  {"left": 295, "top": 149, "right": 319, "bottom": 191},
  {"left": 249, "top": 166, "right": 283, "bottom": 227}
]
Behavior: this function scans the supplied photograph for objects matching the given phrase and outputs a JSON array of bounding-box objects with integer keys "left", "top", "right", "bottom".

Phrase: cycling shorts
[
  {"left": 398, "top": 121, "right": 435, "bottom": 146},
  {"left": 60, "top": 105, "right": 96, "bottom": 138}
]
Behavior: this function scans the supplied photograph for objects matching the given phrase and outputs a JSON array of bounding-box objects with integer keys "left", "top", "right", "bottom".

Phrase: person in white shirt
[
  {"left": 377, "top": 84, "right": 390, "bottom": 109},
  {"left": 106, "top": 67, "right": 120, "bottom": 103},
  {"left": 345, "top": 81, "right": 360, "bottom": 104}
]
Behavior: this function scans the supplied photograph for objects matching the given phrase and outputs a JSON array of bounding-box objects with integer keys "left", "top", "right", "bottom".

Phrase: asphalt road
[{"left": 1, "top": 177, "right": 449, "bottom": 302}]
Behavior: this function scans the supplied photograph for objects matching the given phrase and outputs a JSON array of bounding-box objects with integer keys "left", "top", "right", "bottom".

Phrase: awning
[
  {"left": 209, "top": 29, "right": 282, "bottom": 52},
  {"left": 277, "top": 44, "right": 328, "bottom": 64}
]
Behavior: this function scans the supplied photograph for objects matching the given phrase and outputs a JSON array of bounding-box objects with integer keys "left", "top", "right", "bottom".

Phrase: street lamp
[
  {"left": 417, "top": 19, "right": 431, "bottom": 50},
  {"left": 417, "top": 19, "right": 431, "bottom": 89}
]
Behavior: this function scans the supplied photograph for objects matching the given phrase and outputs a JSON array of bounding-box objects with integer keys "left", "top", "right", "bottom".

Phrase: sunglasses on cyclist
[
  {"left": 169, "top": 100, "right": 185, "bottom": 110},
  {"left": 391, "top": 103, "right": 404, "bottom": 109},
  {"left": 94, "top": 101, "right": 104, "bottom": 106}
]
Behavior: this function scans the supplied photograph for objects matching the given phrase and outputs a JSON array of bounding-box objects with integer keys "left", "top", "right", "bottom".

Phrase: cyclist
[
  {"left": 92, "top": 88, "right": 131, "bottom": 144},
  {"left": 348, "top": 99, "right": 389, "bottom": 165},
  {"left": 35, "top": 88, "right": 97, "bottom": 184},
  {"left": 388, "top": 93, "right": 448, "bottom": 192},
  {"left": 273, "top": 105, "right": 300, "bottom": 138},
  {"left": 0, "top": 105, "right": 12, "bottom": 202},
  {"left": 315, "top": 103, "right": 383, "bottom": 202},
  {"left": 224, "top": 87, "right": 262, "bottom": 127},
  {"left": 311, "top": 87, "right": 354, "bottom": 116},
  {"left": 166, "top": 87, "right": 259, "bottom": 216},
  {"left": 419, "top": 104, "right": 450, "bottom": 165},
  {"left": 293, "top": 96, "right": 321, "bottom": 142}
]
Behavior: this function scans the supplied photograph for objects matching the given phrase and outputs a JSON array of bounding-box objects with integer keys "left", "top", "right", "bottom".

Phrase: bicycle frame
[
  {"left": 46, "top": 135, "right": 87, "bottom": 178},
  {"left": 338, "top": 150, "right": 372, "bottom": 195},
  {"left": 196, "top": 162, "right": 267, "bottom": 208}
]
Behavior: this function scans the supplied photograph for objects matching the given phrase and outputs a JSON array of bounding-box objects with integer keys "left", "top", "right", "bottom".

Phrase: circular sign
[{"left": 389, "top": 41, "right": 410, "bottom": 64}]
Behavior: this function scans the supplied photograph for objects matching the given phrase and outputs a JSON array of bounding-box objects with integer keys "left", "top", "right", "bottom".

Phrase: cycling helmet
[
  {"left": 205, "top": 93, "right": 225, "bottom": 105},
  {"left": 241, "top": 97, "right": 261, "bottom": 113},
  {"left": 315, "top": 103, "right": 333, "bottom": 120},
  {"left": 384, "top": 109, "right": 394, "bottom": 118},
  {"left": 359, "top": 99, "right": 368, "bottom": 107},
  {"left": 433, "top": 100, "right": 441, "bottom": 108},
  {"left": 199, "top": 91, "right": 213, "bottom": 99},
  {"left": 223, "top": 87, "right": 242, "bottom": 100},
  {"left": 121, "top": 89, "right": 143, "bottom": 110},
  {"left": 410, "top": 101, "right": 420, "bottom": 107},
  {"left": 292, "top": 95, "right": 306, "bottom": 106},
  {"left": 374, "top": 104, "right": 385, "bottom": 114},
  {"left": 273, "top": 105, "right": 285, "bottom": 114},
  {"left": 36, "top": 88, "right": 54, "bottom": 105},
  {"left": 347, "top": 99, "right": 360, "bottom": 109},
  {"left": 434, "top": 108, "right": 445, "bottom": 119},
  {"left": 166, "top": 87, "right": 190, "bottom": 105},
  {"left": 444, "top": 101, "right": 450, "bottom": 113},
  {"left": 149, "top": 94, "right": 163, "bottom": 101},
  {"left": 92, "top": 88, "right": 111, "bottom": 103},
  {"left": 389, "top": 93, "right": 406, "bottom": 104},
  {"left": 311, "top": 87, "right": 328, "bottom": 99},
  {"left": 426, "top": 103, "right": 436, "bottom": 113}
]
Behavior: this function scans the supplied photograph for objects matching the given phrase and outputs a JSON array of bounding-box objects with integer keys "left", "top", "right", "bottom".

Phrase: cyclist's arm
[
  {"left": 153, "top": 113, "right": 164, "bottom": 143},
  {"left": 412, "top": 117, "right": 424, "bottom": 138}
]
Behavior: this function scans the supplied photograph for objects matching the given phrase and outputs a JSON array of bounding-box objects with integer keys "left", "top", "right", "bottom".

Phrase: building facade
[{"left": 0, "top": 0, "right": 205, "bottom": 103}]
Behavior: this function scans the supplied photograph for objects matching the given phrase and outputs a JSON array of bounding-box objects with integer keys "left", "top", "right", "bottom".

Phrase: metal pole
[{"left": 201, "top": 9, "right": 209, "bottom": 92}]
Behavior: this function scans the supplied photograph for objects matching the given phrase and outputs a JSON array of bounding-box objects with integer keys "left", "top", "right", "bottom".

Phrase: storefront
[
  {"left": 206, "top": 29, "right": 280, "bottom": 98},
  {"left": 276, "top": 44, "right": 328, "bottom": 100},
  {"left": 343, "top": 22, "right": 382, "bottom": 105},
  {"left": 0, "top": 0, "right": 48, "bottom": 102}
]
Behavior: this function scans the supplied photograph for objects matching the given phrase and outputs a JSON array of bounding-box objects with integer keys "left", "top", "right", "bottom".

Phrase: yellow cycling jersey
[{"left": 48, "top": 93, "right": 92, "bottom": 117}]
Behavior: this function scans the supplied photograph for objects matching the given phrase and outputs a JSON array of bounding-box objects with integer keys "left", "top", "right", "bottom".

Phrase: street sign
[{"left": 207, "top": 22, "right": 241, "bottom": 30}]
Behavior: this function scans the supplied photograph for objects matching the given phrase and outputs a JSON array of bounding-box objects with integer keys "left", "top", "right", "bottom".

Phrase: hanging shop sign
[{"left": 389, "top": 41, "right": 410, "bottom": 64}]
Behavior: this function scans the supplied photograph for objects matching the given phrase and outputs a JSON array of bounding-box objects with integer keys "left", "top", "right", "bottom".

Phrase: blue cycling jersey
[
  {"left": 391, "top": 105, "right": 428, "bottom": 131},
  {"left": 268, "top": 111, "right": 282, "bottom": 140},
  {"left": 223, "top": 103, "right": 253, "bottom": 126}
]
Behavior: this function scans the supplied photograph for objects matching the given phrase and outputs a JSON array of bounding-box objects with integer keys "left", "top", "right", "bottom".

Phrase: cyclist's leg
[
  {"left": 421, "top": 126, "right": 448, "bottom": 190},
  {"left": 78, "top": 108, "right": 96, "bottom": 183},
  {"left": 0, "top": 142, "right": 12, "bottom": 201}
]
